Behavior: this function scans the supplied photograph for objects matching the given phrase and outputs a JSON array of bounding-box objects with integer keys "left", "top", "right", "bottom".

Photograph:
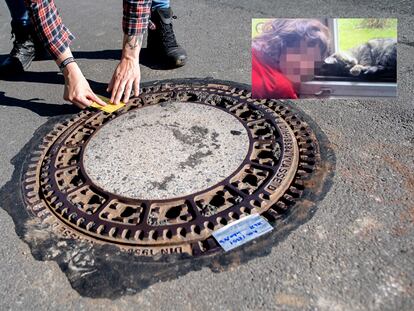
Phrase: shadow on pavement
[
  {"left": 140, "top": 48, "right": 179, "bottom": 70},
  {"left": 1, "top": 48, "right": 176, "bottom": 70},
  {"left": 72, "top": 48, "right": 177, "bottom": 70},
  {"left": 0, "top": 70, "right": 107, "bottom": 89},
  {"left": 0, "top": 72, "right": 110, "bottom": 116},
  {"left": 0, "top": 70, "right": 64, "bottom": 84},
  {"left": 0, "top": 50, "right": 121, "bottom": 63},
  {"left": 72, "top": 49, "right": 122, "bottom": 60},
  {"left": 0, "top": 91, "right": 79, "bottom": 117}
]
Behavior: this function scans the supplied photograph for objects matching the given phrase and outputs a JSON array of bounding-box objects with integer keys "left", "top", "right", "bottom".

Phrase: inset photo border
[{"left": 252, "top": 18, "right": 397, "bottom": 99}]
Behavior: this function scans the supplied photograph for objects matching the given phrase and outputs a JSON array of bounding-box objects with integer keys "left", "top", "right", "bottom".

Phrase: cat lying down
[{"left": 321, "top": 38, "right": 397, "bottom": 79}]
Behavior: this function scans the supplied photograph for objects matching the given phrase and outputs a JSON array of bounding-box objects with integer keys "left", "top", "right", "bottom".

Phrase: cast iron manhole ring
[{"left": 22, "top": 80, "right": 320, "bottom": 257}]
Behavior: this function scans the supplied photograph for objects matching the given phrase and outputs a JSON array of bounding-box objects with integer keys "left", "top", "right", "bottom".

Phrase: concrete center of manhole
[{"left": 83, "top": 102, "right": 250, "bottom": 200}]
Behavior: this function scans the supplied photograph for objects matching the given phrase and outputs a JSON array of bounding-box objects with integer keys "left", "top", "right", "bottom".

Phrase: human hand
[
  {"left": 107, "top": 57, "right": 140, "bottom": 105},
  {"left": 63, "top": 62, "right": 107, "bottom": 109}
]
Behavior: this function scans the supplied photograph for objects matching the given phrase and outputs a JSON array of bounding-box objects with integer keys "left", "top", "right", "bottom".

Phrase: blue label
[{"left": 212, "top": 214, "right": 273, "bottom": 252}]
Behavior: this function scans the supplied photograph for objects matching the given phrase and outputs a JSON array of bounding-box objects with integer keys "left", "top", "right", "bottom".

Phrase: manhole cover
[{"left": 22, "top": 80, "right": 321, "bottom": 257}]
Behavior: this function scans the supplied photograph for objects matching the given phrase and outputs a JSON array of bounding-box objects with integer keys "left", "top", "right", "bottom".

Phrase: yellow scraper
[{"left": 90, "top": 95, "right": 125, "bottom": 113}]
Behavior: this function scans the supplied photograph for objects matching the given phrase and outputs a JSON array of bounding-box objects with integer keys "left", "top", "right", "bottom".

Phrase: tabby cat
[{"left": 322, "top": 38, "right": 396, "bottom": 79}]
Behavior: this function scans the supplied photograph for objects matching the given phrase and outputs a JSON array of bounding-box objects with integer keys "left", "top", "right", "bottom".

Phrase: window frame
[{"left": 298, "top": 18, "right": 397, "bottom": 98}]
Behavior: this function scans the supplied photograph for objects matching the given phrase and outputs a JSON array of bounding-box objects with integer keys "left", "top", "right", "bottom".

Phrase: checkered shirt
[{"left": 24, "top": 0, "right": 152, "bottom": 59}]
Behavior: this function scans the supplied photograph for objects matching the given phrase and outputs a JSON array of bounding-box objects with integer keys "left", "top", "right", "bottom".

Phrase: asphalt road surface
[{"left": 0, "top": 1, "right": 413, "bottom": 310}]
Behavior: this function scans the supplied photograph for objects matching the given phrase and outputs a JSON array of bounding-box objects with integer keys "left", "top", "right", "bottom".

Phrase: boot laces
[{"left": 160, "top": 16, "right": 178, "bottom": 48}]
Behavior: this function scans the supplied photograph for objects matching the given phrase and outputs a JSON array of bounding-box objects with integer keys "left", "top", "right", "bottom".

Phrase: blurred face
[{"left": 278, "top": 39, "right": 323, "bottom": 86}]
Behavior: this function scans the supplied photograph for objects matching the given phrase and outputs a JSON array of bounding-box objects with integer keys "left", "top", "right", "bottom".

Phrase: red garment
[{"left": 251, "top": 50, "right": 298, "bottom": 99}]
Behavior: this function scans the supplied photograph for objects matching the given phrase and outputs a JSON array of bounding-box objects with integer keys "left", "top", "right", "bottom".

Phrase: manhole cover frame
[{"left": 22, "top": 79, "right": 320, "bottom": 257}]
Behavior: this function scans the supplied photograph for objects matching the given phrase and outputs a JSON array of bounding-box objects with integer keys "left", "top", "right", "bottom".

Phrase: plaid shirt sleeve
[
  {"left": 24, "top": 0, "right": 75, "bottom": 60},
  {"left": 24, "top": 0, "right": 151, "bottom": 60},
  {"left": 123, "top": 0, "right": 152, "bottom": 36}
]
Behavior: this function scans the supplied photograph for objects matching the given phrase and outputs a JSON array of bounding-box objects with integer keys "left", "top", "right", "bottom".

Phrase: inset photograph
[{"left": 252, "top": 18, "right": 397, "bottom": 99}]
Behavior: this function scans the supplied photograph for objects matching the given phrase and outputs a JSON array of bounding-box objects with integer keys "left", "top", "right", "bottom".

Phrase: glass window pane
[{"left": 337, "top": 18, "right": 397, "bottom": 51}]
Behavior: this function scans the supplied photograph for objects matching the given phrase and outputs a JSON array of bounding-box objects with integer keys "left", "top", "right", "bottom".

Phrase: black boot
[
  {"left": 147, "top": 8, "right": 187, "bottom": 67},
  {"left": 0, "top": 22, "right": 41, "bottom": 76}
]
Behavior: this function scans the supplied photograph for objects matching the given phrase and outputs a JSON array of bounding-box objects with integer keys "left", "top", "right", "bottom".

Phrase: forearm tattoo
[{"left": 125, "top": 34, "right": 143, "bottom": 50}]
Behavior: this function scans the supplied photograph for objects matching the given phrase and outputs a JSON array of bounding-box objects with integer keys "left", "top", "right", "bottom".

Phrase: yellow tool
[{"left": 90, "top": 95, "right": 125, "bottom": 113}]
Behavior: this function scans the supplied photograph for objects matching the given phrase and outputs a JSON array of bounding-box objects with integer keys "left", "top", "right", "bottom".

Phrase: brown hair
[{"left": 252, "top": 19, "right": 331, "bottom": 68}]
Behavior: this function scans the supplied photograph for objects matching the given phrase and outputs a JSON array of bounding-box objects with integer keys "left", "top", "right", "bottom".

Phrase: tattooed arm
[
  {"left": 107, "top": 34, "right": 144, "bottom": 104},
  {"left": 107, "top": 0, "right": 151, "bottom": 104}
]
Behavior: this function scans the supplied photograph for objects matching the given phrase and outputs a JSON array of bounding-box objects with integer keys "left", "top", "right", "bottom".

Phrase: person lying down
[{"left": 252, "top": 19, "right": 331, "bottom": 99}]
